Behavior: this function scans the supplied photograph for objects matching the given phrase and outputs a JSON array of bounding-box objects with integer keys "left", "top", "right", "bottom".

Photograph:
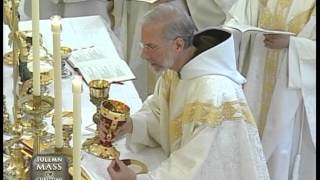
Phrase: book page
[
  {"left": 67, "top": 47, "right": 106, "bottom": 68},
  {"left": 223, "top": 24, "right": 295, "bottom": 35},
  {"left": 68, "top": 46, "right": 135, "bottom": 84},
  {"left": 78, "top": 59, "right": 136, "bottom": 84}
]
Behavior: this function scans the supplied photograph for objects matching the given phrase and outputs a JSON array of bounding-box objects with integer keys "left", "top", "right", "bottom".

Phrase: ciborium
[{"left": 82, "top": 99, "right": 130, "bottom": 159}]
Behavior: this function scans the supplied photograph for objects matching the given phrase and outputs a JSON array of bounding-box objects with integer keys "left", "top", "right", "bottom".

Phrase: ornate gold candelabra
[
  {"left": 4, "top": 144, "right": 29, "bottom": 180},
  {"left": 21, "top": 95, "right": 54, "bottom": 155},
  {"left": 3, "top": 112, "right": 29, "bottom": 180}
]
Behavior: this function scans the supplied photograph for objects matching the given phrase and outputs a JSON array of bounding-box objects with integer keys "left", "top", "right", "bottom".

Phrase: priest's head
[{"left": 140, "top": 2, "right": 196, "bottom": 73}]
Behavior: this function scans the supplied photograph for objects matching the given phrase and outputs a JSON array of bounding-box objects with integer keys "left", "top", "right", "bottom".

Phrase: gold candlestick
[
  {"left": 21, "top": 95, "right": 54, "bottom": 155},
  {"left": 4, "top": 143, "right": 29, "bottom": 180}
]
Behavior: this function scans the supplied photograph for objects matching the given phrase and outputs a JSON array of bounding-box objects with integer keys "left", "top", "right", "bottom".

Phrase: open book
[
  {"left": 223, "top": 24, "right": 296, "bottom": 35},
  {"left": 67, "top": 46, "right": 135, "bottom": 84}
]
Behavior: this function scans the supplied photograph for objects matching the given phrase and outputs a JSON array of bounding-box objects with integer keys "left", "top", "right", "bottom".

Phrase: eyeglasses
[{"left": 139, "top": 42, "right": 161, "bottom": 51}]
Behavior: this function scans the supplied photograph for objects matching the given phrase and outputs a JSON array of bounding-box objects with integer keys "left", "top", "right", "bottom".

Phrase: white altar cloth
[{"left": 3, "top": 16, "right": 166, "bottom": 179}]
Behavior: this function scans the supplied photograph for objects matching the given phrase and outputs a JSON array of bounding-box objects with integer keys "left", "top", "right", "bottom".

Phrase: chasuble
[{"left": 126, "top": 28, "right": 270, "bottom": 180}]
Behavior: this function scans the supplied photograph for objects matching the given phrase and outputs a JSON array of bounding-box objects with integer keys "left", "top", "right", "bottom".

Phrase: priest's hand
[
  {"left": 107, "top": 159, "right": 136, "bottom": 180},
  {"left": 263, "top": 34, "right": 290, "bottom": 49}
]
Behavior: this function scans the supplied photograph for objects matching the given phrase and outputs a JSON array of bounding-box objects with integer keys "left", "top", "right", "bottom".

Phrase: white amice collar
[{"left": 179, "top": 28, "right": 246, "bottom": 85}]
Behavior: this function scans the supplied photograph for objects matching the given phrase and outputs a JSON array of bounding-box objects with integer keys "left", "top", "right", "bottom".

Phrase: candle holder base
[{"left": 82, "top": 136, "right": 119, "bottom": 160}]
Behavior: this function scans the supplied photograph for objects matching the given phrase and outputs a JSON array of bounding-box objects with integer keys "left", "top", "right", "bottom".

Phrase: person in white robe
[
  {"left": 101, "top": 3, "right": 270, "bottom": 180},
  {"left": 185, "top": 0, "right": 238, "bottom": 30},
  {"left": 23, "top": 0, "right": 110, "bottom": 22},
  {"left": 224, "top": 0, "right": 316, "bottom": 180}
]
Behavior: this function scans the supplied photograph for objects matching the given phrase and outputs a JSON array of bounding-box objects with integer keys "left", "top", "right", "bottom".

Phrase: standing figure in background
[
  {"left": 224, "top": 0, "right": 316, "bottom": 179},
  {"left": 23, "top": 0, "right": 110, "bottom": 22},
  {"left": 185, "top": 0, "right": 238, "bottom": 30}
]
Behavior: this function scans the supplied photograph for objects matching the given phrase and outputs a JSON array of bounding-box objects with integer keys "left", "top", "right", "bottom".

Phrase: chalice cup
[
  {"left": 89, "top": 80, "right": 110, "bottom": 125},
  {"left": 98, "top": 99, "right": 130, "bottom": 159},
  {"left": 52, "top": 112, "right": 74, "bottom": 148},
  {"left": 40, "top": 67, "right": 53, "bottom": 96}
]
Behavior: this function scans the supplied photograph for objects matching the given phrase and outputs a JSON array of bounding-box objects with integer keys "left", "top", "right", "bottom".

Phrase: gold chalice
[
  {"left": 60, "top": 46, "right": 72, "bottom": 78},
  {"left": 52, "top": 111, "right": 74, "bottom": 148},
  {"left": 89, "top": 80, "right": 110, "bottom": 125},
  {"left": 27, "top": 61, "right": 54, "bottom": 95},
  {"left": 3, "top": 31, "right": 44, "bottom": 65},
  {"left": 82, "top": 99, "right": 130, "bottom": 159}
]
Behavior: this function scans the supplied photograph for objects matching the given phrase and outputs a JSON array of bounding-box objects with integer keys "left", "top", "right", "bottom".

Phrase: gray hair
[{"left": 142, "top": 2, "right": 196, "bottom": 48}]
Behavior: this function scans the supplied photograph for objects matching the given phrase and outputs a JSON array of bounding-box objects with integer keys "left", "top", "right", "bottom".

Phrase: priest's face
[{"left": 140, "top": 23, "right": 176, "bottom": 73}]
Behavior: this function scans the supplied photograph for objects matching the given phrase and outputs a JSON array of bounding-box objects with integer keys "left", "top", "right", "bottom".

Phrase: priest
[{"left": 102, "top": 3, "right": 270, "bottom": 180}]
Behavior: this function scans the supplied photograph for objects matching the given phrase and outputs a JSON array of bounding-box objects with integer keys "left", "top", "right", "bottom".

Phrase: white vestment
[
  {"left": 127, "top": 28, "right": 270, "bottom": 180},
  {"left": 186, "top": 0, "right": 238, "bottom": 29},
  {"left": 225, "top": 0, "right": 316, "bottom": 179}
]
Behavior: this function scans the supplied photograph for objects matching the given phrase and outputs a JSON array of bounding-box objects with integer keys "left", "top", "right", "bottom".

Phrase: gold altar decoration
[
  {"left": 3, "top": 95, "right": 12, "bottom": 134},
  {"left": 52, "top": 111, "right": 74, "bottom": 148},
  {"left": 3, "top": 109, "right": 29, "bottom": 180},
  {"left": 82, "top": 99, "right": 129, "bottom": 160},
  {"left": 21, "top": 95, "right": 55, "bottom": 154},
  {"left": 27, "top": 60, "right": 54, "bottom": 95},
  {"left": 4, "top": 45, "right": 50, "bottom": 65},
  {"left": 89, "top": 80, "right": 110, "bottom": 124},
  {"left": 4, "top": 144, "right": 29, "bottom": 180}
]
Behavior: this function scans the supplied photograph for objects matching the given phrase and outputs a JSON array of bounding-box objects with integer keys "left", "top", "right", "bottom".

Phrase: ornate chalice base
[{"left": 82, "top": 136, "right": 120, "bottom": 160}]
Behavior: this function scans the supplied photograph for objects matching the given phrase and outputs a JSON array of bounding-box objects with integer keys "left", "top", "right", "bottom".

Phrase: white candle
[
  {"left": 51, "top": 15, "right": 63, "bottom": 148},
  {"left": 32, "top": 0, "right": 40, "bottom": 96},
  {"left": 72, "top": 76, "right": 82, "bottom": 180}
]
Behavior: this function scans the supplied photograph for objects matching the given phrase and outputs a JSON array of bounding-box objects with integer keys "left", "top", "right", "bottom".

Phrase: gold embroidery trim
[
  {"left": 161, "top": 70, "right": 180, "bottom": 103},
  {"left": 257, "top": 1, "right": 314, "bottom": 135},
  {"left": 288, "top": 6, "right": 315, "bottom": 34},
  {"left": 169, "top": 101, "right": 256, "bottom": 143}
]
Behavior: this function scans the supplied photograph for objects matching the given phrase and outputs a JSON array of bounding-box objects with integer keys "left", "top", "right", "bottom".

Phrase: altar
[{"left": 3, "top": 15, "right": 166, "bottom": 179}]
